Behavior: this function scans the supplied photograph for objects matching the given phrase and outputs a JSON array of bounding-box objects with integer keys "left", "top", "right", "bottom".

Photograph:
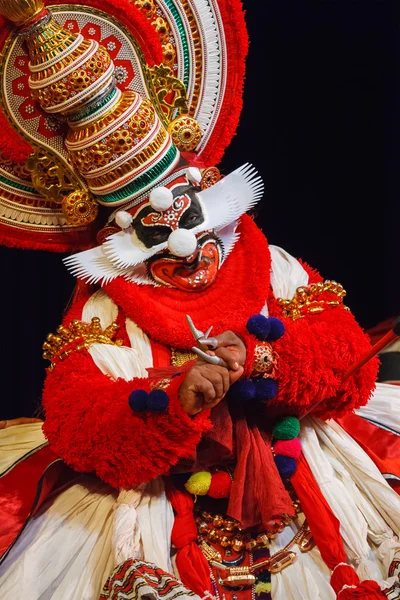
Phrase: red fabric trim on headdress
[
  {"left": 0, "top": 110, "right": 33, "bottom": 163},
  {"left": 0, "top": 222, "right": 94, "bottom": 253},
  {"left": 194, "top": 0, "right": 249, "bottom": 166},
  {"left": 45, "top": 0, "right": 163, "bottom": 66}
]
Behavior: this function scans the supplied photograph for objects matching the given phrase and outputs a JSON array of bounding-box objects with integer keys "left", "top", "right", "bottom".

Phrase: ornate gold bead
[
  {"left": 62, "top": 190, "right": 98, "bottom": 226},
  {"left": 253, "top": 342, "right": 277, "bottom": 375},
  {"left": 198, "top": 521, "right": 209, "bottom": 534},
  {"left": 231, "top": 539, "right": 244, "bottom": 553},
  {"left": 168, "top": 114, "right": 202, "bottom": 152},
  {"left": 212, "top": 515, "right": 224, "bottom": 529},
  {"left": 223, "top": 518, "right": 237, "bottom": 532},
  {"left": 208, "top": 529, "right": 218, "bottom": 542},
  {"left": 220, "top": 536, "right": 232, "bottom": 548},
  {"left": 134, "top": 0, "right": 156, "bottom": 19}
]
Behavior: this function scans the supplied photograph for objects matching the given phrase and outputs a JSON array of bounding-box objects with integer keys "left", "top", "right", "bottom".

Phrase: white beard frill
[{"left": 63, "top": 164, "right": 263, "bottom": 286}]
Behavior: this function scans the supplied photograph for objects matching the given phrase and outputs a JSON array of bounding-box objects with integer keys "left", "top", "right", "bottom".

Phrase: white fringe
[
  {"left": 82, "top": 289, "right": 118, "bottom": 328},
  {"left": 192, "top": 0, "right": 222, "bottom": 136},
  {"left": 82, "top": 290, "right": 150, "bottom": 380},
  {"left": 269, "top": 246, "right": 309, "bottom": 301},
  {"left": 126, "top": 319, "right": 153, "bottom": 372},
  {"left": 88, "top": 344, "right": 146, "bottom": 381},
  {"left": 300, "top": 420, "right": 381, "bottom": 581}
]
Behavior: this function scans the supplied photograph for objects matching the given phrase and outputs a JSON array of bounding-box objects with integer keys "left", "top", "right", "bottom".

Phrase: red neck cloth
[{"left": 104, "top": 215, "right": 271, "bottom": 349}]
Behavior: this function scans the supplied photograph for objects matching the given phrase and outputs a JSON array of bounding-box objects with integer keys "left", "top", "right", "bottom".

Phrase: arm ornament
[
  {"left": 277, "top": 280, "right": 349, "bottom": 320},
  {"left": 42, "top": 316, "right": 122, "bottom": 371}
]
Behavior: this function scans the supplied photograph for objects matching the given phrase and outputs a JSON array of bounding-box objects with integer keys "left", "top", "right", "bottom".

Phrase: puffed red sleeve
[
  {"left": 42, "top": 354, "right": 212, "bottom": 489},
  {"left": 240, "top": 262, "right": 378, "bottom": 420},
  {"left": 271, "top": 306, "right": 378, "bottom": 419}
]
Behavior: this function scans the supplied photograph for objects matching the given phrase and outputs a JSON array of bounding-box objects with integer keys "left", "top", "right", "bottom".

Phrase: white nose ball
[
  {"left": 149, "top": 186, "right": 174, "bottom": 211},
  {"left": 168, "top": 229, "right": 198, "bottom": 257},
  {"left": 115, "top": 210, "right": 133, "bottom": 229}
]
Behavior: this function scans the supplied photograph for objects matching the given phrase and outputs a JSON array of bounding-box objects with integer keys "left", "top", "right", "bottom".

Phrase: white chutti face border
[{"left": 63, "top": 164, "right": 264, "bottom": 285}]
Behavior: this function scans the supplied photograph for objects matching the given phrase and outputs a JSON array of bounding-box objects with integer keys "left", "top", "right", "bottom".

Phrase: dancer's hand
[{"left": 179, "top": 360, "right": 243, "bottom": 416}]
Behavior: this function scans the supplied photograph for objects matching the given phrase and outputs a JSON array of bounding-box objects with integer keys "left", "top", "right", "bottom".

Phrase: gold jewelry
[
  {"left": 171, "top": 348, "right": 198, "bottom": 367},
  {"left": 200, "top": 166, "right": 221, "bottom": 190},
  {"left": 62, "top": 190, "right": 98, "bottom": 226},
  {"left": 43, "top": 317, "right": 122, "bottom": 371},
  {"left": 253, "top": 342, "right": 278, "bottom": 376},
  {"left": 195, "top": 510, "right": 296, "bottom": 552},
  {"left": 278, "top": 280, "right": 349, "bottom": 320}
]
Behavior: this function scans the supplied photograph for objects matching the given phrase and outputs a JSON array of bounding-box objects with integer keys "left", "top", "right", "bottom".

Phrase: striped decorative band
[
  {"left": 46, "top": 64, "right": 115, "bottom": 114},
  {"left": 0, "top": 174, "right": 38, "bottom": 195},
  {"left": 68, "top": 85, "right": 119, "bottom": 126},
  {"left": 163, "top": 0, "right": 190, "bottom": 88},
  {"left": 29, "top": 39, "right": 98, "bottom": 89},
  {"left": 66, "top": 90, "right": 140, "bottom": 149},
  {"left": 84, "top": 119, "right": 162, "bottom": 179},
  {"left": 29, "top": 33, "right": 84, "bottom": 72},
  {"left": 96, "top": 144, "right": 179, "bottom": 205}
]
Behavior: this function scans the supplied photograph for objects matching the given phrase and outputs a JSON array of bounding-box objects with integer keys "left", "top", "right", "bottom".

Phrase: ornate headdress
[{"left": 0, "top": 0, "right": 259, "bottom": 281}]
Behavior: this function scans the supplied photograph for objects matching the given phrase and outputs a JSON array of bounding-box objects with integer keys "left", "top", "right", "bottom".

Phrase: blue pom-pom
[
  {"left": 254, "top": 378, "right": 278, "bottom": 401},
  {"left": 246, "top": 314, "right": 271, "bottom": 341},
  {"left": 229, "top": 379, "right": 257, "bottom": 401},
  {"left": 246, "top": 315, "right": 285, "bottom": 342},
  {"left": 267, "top": 317, "right": 285, "bottom": 341},
  {"left": 148, "top": 389, "right": 169, "bottom": 412},
  {"left": 128, "top": 389, "right": 149, "bottom": 412},
  {"left": 274, "top": 455, "right": 297, "bottom": 480}
]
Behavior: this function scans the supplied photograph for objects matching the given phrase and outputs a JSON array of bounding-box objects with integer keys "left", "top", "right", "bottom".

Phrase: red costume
[{"left": 0, "top": 2, "right": 399, "bottom": 600}]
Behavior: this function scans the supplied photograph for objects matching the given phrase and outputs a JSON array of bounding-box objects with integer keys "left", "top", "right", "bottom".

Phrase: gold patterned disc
[
  {"left": 200, "top": 166, "right": 221, "bottom": 190},
  {"left": 62, "top": 190, "right": 98, "bottom": 225},
  {"left": 168, "top": 114, "right": 202, "bottom": 152}
]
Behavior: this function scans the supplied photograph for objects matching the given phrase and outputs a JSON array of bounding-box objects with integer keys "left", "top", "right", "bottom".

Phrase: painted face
[
  {"left": 129, "top": 182, "right": 220, "bottom": 291},
  {"left": 148, "top": 232, "right": 222, "bottom": 291},
  {"left": 65, "top": 164, "right": 263, "bottom": 288},
  {"left": 132, "top": 183, "right": 204, "bottom": 249}
]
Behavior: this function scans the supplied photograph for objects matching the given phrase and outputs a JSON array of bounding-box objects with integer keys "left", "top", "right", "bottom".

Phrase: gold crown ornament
[
  {"left": 0, "top": 0, "right": 249, "bottom": 252},
  {"left": 0, "top": 0, "right": 202, "bottom": 224},
  {"left": 0, "top": 0, "right": 45, "bottom": 25}
]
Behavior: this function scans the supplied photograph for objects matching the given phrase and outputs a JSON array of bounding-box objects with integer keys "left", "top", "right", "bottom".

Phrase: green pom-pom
[
  {"left": 184, "top": 471, "right": 212, "bottom": 496},
  {"left": 273, "top": 416, "right": 300, "bottom": 440}
]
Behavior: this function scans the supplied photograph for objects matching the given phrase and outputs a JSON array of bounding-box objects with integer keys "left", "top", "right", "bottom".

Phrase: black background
[{"left": 1, "top": 0, "right": 399, "bottom": 418}]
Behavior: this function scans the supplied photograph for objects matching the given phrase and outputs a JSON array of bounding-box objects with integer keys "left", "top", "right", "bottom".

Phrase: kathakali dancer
[{"left": 0, "top": 1, "right": 400, "bottom": 599}]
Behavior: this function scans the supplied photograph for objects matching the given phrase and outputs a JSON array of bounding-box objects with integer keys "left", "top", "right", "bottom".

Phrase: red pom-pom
[
  {"left": 274, "top": 438, "right": 301, "bottom": 459},
  {"left": 208, "top": 471, "right": 232, "bottom": 499}
]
